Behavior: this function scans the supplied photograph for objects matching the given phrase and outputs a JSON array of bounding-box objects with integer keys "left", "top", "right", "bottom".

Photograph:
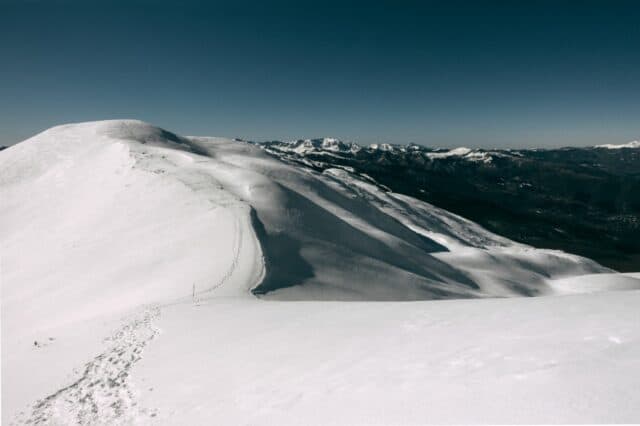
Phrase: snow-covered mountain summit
[
  {"left": 2, "top": 120, "right": 639, "bottom": 425},
  {"left": 1, "top": 119, "right": 608, "bottom": 306},
  {"left": 0, "top": 120, "right": 624, "bottom": 361}
]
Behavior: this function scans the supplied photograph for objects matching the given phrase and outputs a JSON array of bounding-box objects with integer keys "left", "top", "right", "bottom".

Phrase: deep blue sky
[{"left": 1, "top": 0, "right": 639, "bottom": 147}]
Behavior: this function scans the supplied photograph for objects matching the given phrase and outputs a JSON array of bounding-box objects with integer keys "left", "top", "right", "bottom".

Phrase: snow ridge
[
  {"left": 0, "top": 120, "right": 609, "bottom": 303},
  {"left": 2, "top": 120, "right": 638, "bottom": 424}
]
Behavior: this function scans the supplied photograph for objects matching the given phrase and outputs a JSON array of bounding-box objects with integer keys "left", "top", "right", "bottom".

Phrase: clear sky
[{"left": 1, "top": 0, "right": 639, "bottom": 148}]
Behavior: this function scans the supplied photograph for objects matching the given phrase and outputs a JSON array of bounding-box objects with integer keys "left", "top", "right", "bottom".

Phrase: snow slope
[
  {"left": 134, "top": 292, "right": 640, "bottom": 424},
  {"left": 1, "top": 121, "right": 265, "bottom": 422},
  {"left": 186, "top": 133, "right": 607, "bottom": 300},
  {"left": 548, "top": 272, "right": 640, "bottom": 294},
  {"left": 1, "top": 120, "right": 638, "bottom": 424}
]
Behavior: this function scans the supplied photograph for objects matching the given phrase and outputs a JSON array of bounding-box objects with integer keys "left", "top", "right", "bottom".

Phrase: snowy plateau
[{"left": 1, "top": 120, "right": 639, "bottom": 424}]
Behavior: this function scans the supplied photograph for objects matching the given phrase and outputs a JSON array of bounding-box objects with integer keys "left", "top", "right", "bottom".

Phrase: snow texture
[{"left": 1, "top": 120, "right": 638, "bottom": 424}]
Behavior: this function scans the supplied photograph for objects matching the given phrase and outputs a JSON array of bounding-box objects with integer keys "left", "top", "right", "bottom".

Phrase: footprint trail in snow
[{"left": 15, "top": 307, "right": 161, "bottom": 425}]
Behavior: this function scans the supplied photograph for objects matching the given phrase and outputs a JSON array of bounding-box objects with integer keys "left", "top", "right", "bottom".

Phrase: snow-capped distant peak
[
  {"left": 368, "top": 143, "right": 395, "bottom": 151},
  {"left": 260, "top": 138, "right": 509, "bottom": 164},
  {"left": 319, "top": 137, "right": 347, "bottom": 151},
  {"left": 270, "top": 137, "right": 361, "bottom": 154},
  {"left": 426, "top": 147, "right": 472, "bottom": 159},
  {"left": 595, "top": 140, "right": 640, "bottom": 149}
]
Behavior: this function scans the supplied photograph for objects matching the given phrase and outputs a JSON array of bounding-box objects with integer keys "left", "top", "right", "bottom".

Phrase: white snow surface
[
  {"left": 595, "top": 140, "right": 640, "bottom": 149},
  {"left": 2, "top": 120, "right": 639, "bottom": 424},
  {"left": 548, "top": 272, "right": 640, "bottom": 294}
]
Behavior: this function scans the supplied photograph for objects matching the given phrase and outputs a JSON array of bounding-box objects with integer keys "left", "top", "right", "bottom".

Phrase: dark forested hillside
[{"left": 260, "top": 139, "right": 640, "bottom": 271}]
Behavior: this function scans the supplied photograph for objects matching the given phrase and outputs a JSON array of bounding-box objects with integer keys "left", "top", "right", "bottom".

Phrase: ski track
[
  {"left": 160, "top": 149, "right": 247, "bottom": 299},
  {"left": 204, "top": 214, "right": 242, "bottom": 295},
  {"left": 14, "top": 307, "right": 161, "bottom": 425}
]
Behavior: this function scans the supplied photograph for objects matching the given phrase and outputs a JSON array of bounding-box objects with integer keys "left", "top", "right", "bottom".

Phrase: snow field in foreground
[{"left": 134, "top": 292, "right": 640, "bottom": 424}]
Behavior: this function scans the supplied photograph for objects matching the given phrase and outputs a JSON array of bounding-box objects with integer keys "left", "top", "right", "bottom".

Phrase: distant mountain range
[
  {"left": 596, "top": 140, "right": 640, "bottom": 149},
  {"left": 257, "top": 138, "right": 640, "bottom": 271}
]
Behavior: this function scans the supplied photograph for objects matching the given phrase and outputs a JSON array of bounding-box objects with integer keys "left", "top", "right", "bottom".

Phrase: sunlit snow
[{"left": 2, "top": 120, "right": 638, "bottom": 424}]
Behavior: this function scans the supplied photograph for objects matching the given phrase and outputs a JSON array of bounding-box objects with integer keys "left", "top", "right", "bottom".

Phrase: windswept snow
[{"left": 2, "top": 120, "right": 638, "bottom": 424}]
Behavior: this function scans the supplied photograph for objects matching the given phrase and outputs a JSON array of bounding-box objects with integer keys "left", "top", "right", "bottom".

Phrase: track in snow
[
  {"left": 11, "top": 143, "right": 257, "bottom": 424},
  {"left": 14, "top": 307, "right": 161, "bottom": 425}
]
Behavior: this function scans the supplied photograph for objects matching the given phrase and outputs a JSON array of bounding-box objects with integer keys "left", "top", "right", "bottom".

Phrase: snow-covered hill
[
  {"left": 1, "top": 120, "right": 607, "bottom": 304},
  {"left": 2, "top": 120, "right": 639, "bottom": 424}
]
